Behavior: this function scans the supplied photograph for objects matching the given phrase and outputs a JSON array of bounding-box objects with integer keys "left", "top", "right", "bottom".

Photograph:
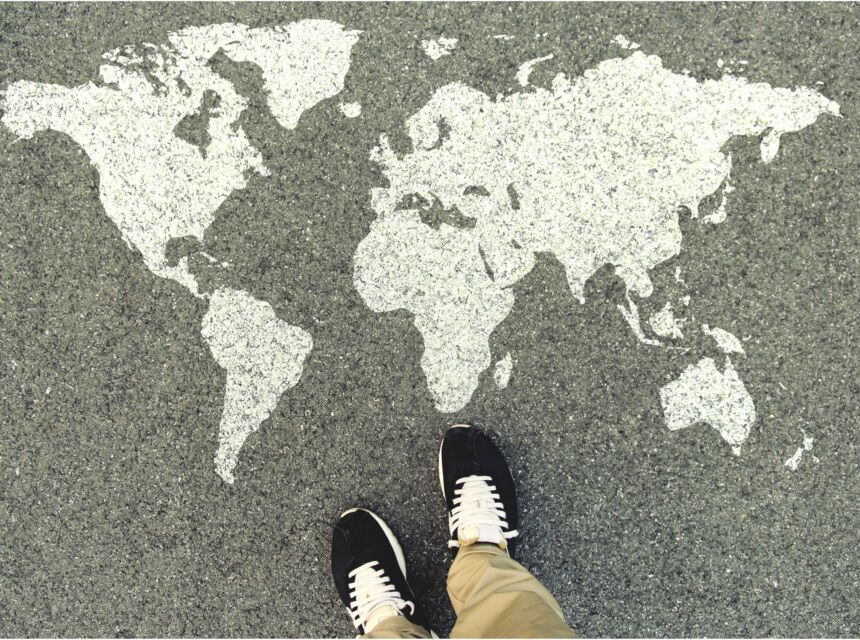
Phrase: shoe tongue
[{"left": 364, "top": 604, "right": 402, "bottom": 633}]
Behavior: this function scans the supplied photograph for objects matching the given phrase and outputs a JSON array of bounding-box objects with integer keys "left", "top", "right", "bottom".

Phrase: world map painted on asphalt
[{"left": 1, "top": 23, "right": 839, "bottom": 482}]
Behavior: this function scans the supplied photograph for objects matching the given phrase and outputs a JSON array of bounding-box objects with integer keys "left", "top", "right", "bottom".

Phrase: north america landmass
[
  {"left": 1, "top": 24, "right": 839, "bottom": 483},
  {"left": 1, "top": 19, "right": 359, "bottom": 482}
]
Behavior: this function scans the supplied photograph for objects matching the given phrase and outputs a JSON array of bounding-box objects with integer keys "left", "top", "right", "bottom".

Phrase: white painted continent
[
  {"left": 702, "top": 324, "right": 746, "bottom": 355},
  {"left": 354, "top": 210, "right": 513, "bottom": 411},
  {"left": 493, "top": 353, "right": 514, "bottom": 389},
  {"left": 1, "top": 20, "right": 358, "bottom": 482},
  {"left": 421, "top": 36, "right": 458, "bottom": 60},
  {"left": 784, "top": 431, "right": 815, "bottom": 471},
  {"left": 354, "top": 44, "right": 838, "bottom": 414},
  {"left": 660, "top": 357, "right": 756, "bottom": 453},
  {"left": 202, "top": 289, "right": 312, "bottom": 483},
  {"left": 649, "top": 302, "right": 685, "bottom": 340}
]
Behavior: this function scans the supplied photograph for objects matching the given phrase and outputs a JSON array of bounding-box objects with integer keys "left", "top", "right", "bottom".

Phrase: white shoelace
[
  {"left": 347, "top": 560, "right": 415, "bottom": 632},
  {"left": 448, "top": 475, "right": 519, "bottom": 549}
]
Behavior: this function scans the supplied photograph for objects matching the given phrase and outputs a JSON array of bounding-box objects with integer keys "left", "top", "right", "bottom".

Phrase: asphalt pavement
[{"left": 0, "top": 3, "right": 857, "bottom": 637}]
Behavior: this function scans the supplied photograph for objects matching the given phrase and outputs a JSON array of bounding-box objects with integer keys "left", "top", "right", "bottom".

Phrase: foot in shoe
[
  {"left": 331, "top": 508, "right": 426, "bottom": 634},
  {"left": 438, "top": 424, "right": 519, "bottom": 553}
]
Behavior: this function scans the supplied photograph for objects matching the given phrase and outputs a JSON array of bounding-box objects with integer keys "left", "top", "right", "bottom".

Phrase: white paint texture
[
  {"left": 202, "top": 289, "right": 313, "bottom": 483},
  {"left": 784, "top": 431, "right": 815, "bottom": 471},
  {"left": 354, "top": 211, "right": 514, "bottom": 412},
  {"left": 493, "top": 353, "right": 513, "bottom": 389},
  {"left": 4, "top": 35, "right": 265, "bottom": 293},
  {"left": 421, "top": 37, "right": 458, "bottom": 60},
  {"left": 618, "top": 294, "right": 663, "bottom": 346},
  {"left": 516, "top": 54, "right": 554, "bottom": 87},
  {"left": 339, "top": 101, "right": 362, "bottom": 118},
  {"left": 703, "top": 324, "right": 746, "bottom": 354},
  {"left": 660, "top": 357, "right": 756, "bottom": 450},
  {"left": 760, "top": 129, "right": 782, "bottom": 163},
  {"left": 354, "top": 47, "right": 837, "bottom": 413},
  {"left": 2, "top": 19, "right": 359, "bottom": 294},
  {"left": 648, "top": 302, "right": 685, "bottom": 340},
  {"left": 612, "top": 35, "right": 640, "bottom": 50},
  {"left": 169, "top": 22, "right": 360, "bottom": 130},
  {"left": 1, "top": 20, "right": 358, "bottom": 482},
  {"left": 704, "top": 193, "right": 729, "bottom": 225}
]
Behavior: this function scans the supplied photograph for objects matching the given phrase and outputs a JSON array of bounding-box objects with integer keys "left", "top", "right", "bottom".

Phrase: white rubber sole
[
  {"left": 340, "top": 508, "right": 407, "bottom": 579},
  {"left": 438, "top": 423, "right": 472, "bottom": 501}
]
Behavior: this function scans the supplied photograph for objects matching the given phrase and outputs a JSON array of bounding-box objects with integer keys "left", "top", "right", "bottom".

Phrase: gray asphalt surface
[{"left": 0, "top": 3, "right": 858, "bottom": 637}]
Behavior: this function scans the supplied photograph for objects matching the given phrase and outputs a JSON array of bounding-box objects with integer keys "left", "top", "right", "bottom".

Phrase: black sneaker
[
  {"left": 331, "top": 508, "right": 425, "bottom": 635},
  {"left": 438, "top": 424, "right": 519, "bottom": 555}
]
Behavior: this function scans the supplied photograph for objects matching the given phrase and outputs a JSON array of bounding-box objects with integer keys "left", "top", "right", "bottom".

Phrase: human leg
[{"left": 439, "top": 425, "right": 576, "bottom": 638}]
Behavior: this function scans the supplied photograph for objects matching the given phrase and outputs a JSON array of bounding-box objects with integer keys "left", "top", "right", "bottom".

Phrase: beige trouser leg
[
  {"left": 362, "top": 612, "right": 432, "bottom": 638},
  {"left": 362, "top": 544, "right": 575, "bottom": 638},
  {"left": 448, "top": 543, "right": 577, "bottom": 638}
]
